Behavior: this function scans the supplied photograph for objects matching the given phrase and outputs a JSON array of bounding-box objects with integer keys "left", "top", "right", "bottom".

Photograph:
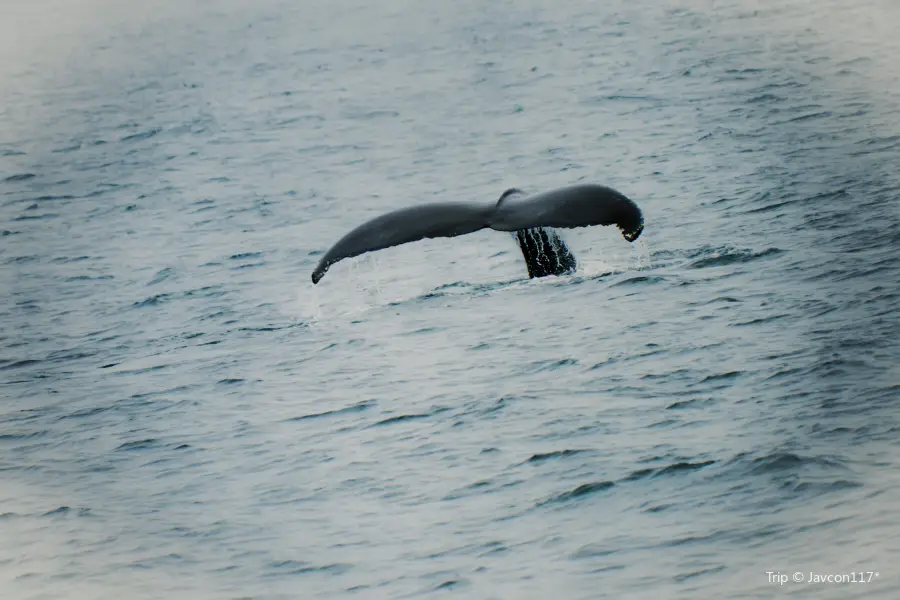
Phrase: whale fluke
[
  {"left": 491, "top": 184, "right": 644, "bottom": 240},
  {"left": 311, "top": 184, "right": 643, "bottom": 284},
  {"left": 311, "top": 203, "right": 494, "bottom": 284},
  {"left": 515, "top": 227, "right": 577, "bottom": 278},
  {"left": 500, "top": 188, "right": 577, "bottom": 278}
]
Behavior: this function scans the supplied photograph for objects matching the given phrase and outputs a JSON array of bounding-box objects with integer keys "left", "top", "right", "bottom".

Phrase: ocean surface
[{"left": 2, "top": 0, "right": 898, "bottom": 598}]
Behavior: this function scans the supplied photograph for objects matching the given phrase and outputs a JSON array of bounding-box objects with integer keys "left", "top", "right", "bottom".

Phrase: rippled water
[{"left": 2, "top": 0, "right": 899, "bottom": 598}]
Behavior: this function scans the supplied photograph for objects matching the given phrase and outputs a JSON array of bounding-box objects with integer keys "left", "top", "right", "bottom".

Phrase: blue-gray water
[{"left": 2, "top": 0, "right": 898, "bottom": 598}]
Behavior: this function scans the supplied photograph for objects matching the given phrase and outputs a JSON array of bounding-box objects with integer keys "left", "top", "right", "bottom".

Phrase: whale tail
[
  {"left": 311, "top": 183, "right": 641, "bottom": 284},
  {"left": 514, "top": 227, "right": 577, "bottom": 278},
  {"left": 498, "top": 189, "right": 576, "bottom": 278}
]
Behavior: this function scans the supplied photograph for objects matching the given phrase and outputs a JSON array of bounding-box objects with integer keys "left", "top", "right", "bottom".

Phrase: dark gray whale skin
[
  {"left": 311, "top": 183, "right": 643, "bottom": 284},
  {"left": 514, "top": 227, "right": 578, "bottom": 279},
  {"left": 499, "top": 188, "right": 577, "bottom": 278}
]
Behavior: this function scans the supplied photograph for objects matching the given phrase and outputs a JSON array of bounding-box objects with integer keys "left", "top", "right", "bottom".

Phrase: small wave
[
  {"left": 58, "top": 406, "right": 112, "bottom": 420},
  {"left": 41, "top": 506, "right": 72, "bottom": 517},
  {"left": 400, "top": 327, "right": 441, "bottom": 336},
  {"left": 747, "top": 452, "right": 843, "bottom": 475},
  {"left": 704, "top": 296, "right": 741, "bottom": 304},
  {"left": 747, "top": 93, "right": 784, "bottom": 104},
  {"left": 674, "top": 565, "right": 727, "bottom": 582},
  {"left": 766, "top": 366, "right": 805, "bottom": 380},
  {"left": 30, "top": 194, "right": 75, "bottom": 202},
  {"left": 0, "top": 359, "right": 42, "bottom": 371},
  {"left": 229, "top": 252, "right": 265, "bottom": 261},
  {"left": 51, "top": 255, "right": 92, "bottom": 263},
  {"left": 593, "top": 94, "right": 662, "bottom": 103},
  {"left": 4, "top": 173, "right": 35, "bottom": 182},
  {"left": 129, "top": 386, "right": 191, "bottom": 399},
  {"left": 46, "top": 349, "right": 98, "bottom": 363},
  {"left": 853, "top": 134, "right": 900, "bottom": 154},
  {"left": 120, "top": 127, "right": 162, "bottom": 142},
  {"left": 372, "top": 413, "right": 432, "bottom": 427},
  {"left": 433, "top": 579, "right": 467, "bottom": 591},
  {"left": 642, "top": 368, "right": 693, "bottom": 381},
  {"left": 749, "top": 188, "right": 848, "bottom": 215},
  {"left": 539, "top": 481, "right": 615, "bottom": 505},
  {"left": 809, "top": 358, "right": 870, "bottom": 378},
  {"left": 231, "top": 262, "right": 266, "bottom": 270},
  {"left": 433, "top": 281, "right": 470, "bottom": 291},
  {"left": 113, "top": 364, "right": 170, "bottom": 376},
  {"left": 666, "top": 398, "right": 715, "bottom": 410},
  {"left": 345, "top": 109, "right": 400, "bottom": 120},
  {"left": 571, "top": 544, "right": 616, "bottom": 559},
  {"left": 116, "top": 439, "right": 159, "bottom": 452},
  {"left": 589, "top": 357, "right": 618, "bottom": 370},
  {"left": 527, "top": 449, "right": 588, "bottom": 463},
  {"left": 442, "top": 479, "right": 498, "bottom": 501},
  {"left": 419, "top": 291, "right": 448, "bottom": 301},
  {"left": 530, "top": 358, "right": 578, "bottom": 372},
  {"left": 236, "top": 322, "right": 305, "bottom": 333},
  {"left": 183, "top": 286, "right": 226, "bottom": 299},
  {"left": 65, "top": 275, "right": 114, "bottom": 282},
  {"left": 791, "top": 480, "right": 862, "bottom": 493},
  {"left": 267, "top": 561, "right": 351, "bottom": 576},
  {"left": 133, "top": 294, "right": 173, "bottom": 307},
  {"left": 699, "top": 371, "right": 742, "bottom": 383},
  {"left": 13, "top": 213, "right": 58, "bottom": 221},
  {"left": 744, "top": 199, "right": 794, "bottom": 214},
  {"left": 690, "top": 247, "right": 783, "bottom": 269},
  {"left": 148, "top": 267, "right": 176, "bottom": 285},
  {"left": 778, "top": 110, "right": 832, "bottom": 124},
  {"left": 731, "top": 314, "right": 788, "bottom": 327},
  {"left": 624, "top": 460, "right": 716, "bottom": 481},
  {"left": 0, "top": 431, "right": 48, "bottom": 441},
  {"left": 52, "top": 143, "right": 83, "bottom": 153},
  {"left": 287, "top": 400, "right": 376, "bottom": 422},
  {"left": 127, "top": 82, "right": 163, "bottom": 94},
  {"left": 611, "top": 275, "right": 666, "bottom": 287}
]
